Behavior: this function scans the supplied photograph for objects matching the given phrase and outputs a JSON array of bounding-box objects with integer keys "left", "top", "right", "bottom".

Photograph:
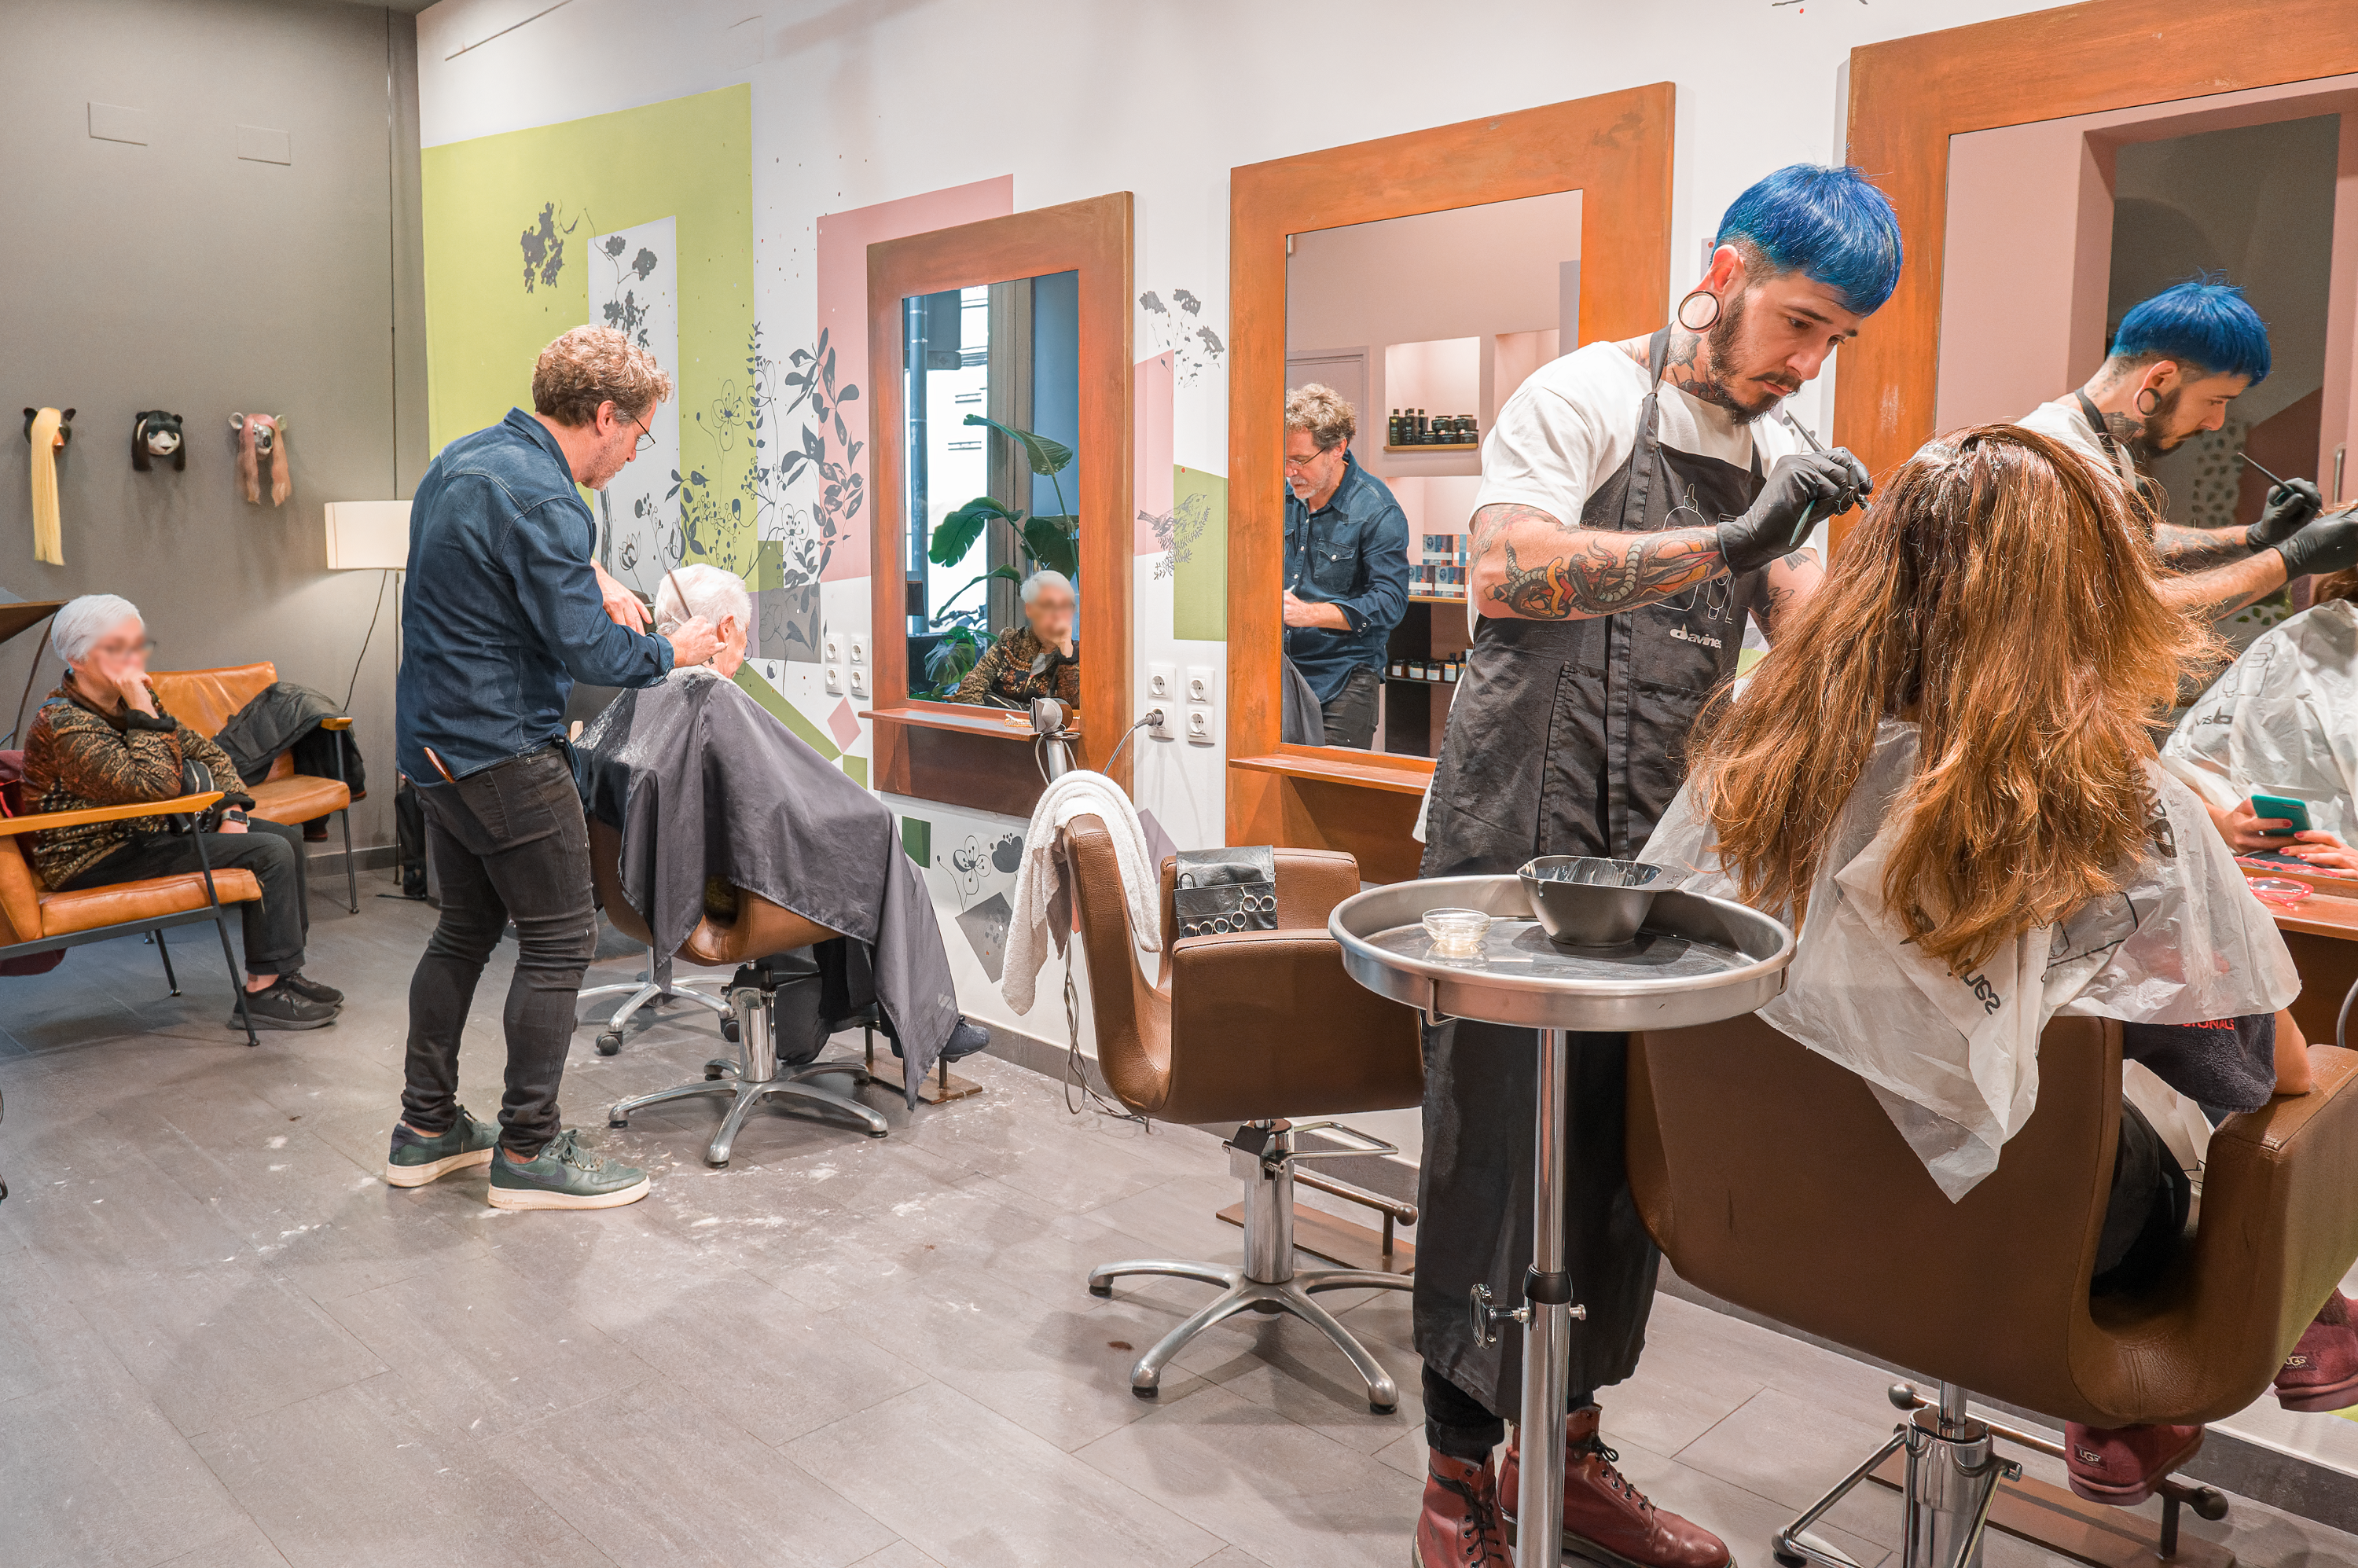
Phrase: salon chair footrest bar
[{"left": 1857, "top": 1439, "right": 2235, "bottom": 1568}]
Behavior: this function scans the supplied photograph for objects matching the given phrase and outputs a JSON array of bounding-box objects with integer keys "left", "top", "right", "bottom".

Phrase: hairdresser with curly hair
[
  {"left": 1647, "top": 424, "right": 2354, "bottom": 1510},
  {"left": 1410, "top": 165, "right": 1898, "bottom": 1568}
]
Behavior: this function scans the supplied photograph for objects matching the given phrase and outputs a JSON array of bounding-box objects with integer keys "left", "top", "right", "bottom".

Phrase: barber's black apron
[{"left": 1414, "top": 329, "right": 1772, "bottom": 1415}]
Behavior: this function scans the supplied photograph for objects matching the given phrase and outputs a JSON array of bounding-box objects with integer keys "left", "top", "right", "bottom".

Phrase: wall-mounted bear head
[{"left": 133, "top": 410, "right": 185, "bottom": 472}]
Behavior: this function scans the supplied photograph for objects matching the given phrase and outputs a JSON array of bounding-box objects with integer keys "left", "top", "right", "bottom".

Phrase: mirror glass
[
  {"left": 902, "top": 269, "right": 1082, "bottom": 709},
  {"left": 1280, "top": 191, "right": 1581, "bottom": 754}
]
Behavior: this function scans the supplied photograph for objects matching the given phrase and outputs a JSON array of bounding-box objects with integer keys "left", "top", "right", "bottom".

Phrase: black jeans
[
  {"left": 402, "top": 746, "right": 596, "bottom": 1155},
  {"left": 1321, "top": 663, "right": 1381, "bottom": 749},
  {"left": 1423, "top": 1364, "right": 1596, "bottom": 1463},
  {"left": 63, "top": 817, "right": 307, "bottom": 975}
]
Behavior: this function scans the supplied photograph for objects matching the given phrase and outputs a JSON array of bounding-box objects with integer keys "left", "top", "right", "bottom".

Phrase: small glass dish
[
  {"left": 1422, "top": 907, "right": 1492, "bottom": 959},
  {"left": 2247, "top": 877, "right": 2313, "bottom": 907}
]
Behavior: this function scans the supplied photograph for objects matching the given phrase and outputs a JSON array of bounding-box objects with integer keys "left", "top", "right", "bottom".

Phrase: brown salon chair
[
  {"left": 148, "top": 663, "right": 358, "bottom": 913},
  {"left": 1067, "top": 814, "right": 1426, "bottom": 1411},
  {"left": 593, "top": 818, "right": 887, "bottom": 1162},
  {"left": 1629, "top": 1012, "right": 2358, "bottom": 1565}
]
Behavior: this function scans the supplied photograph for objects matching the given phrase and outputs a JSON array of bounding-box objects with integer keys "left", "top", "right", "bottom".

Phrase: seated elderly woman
[
  {"left": 2163, "top": 563, "right": 2358, "bottom": 865},
  {"left": 22, "top": 595, "right": 341, "bottom": 1028},
  {"left": 575, "top": 564, "right": 984, "bottom": 1085},
  {"left": 1644, "top": 425, "right": 2354, "bottom": 1504},
  {"left": 953, "top": 568, "right": 1079, "bottom": 708}
]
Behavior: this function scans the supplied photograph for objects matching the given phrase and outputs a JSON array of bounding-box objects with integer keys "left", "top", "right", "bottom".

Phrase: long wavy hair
[{"left": 1685, "top": 424, "right": 2217, "bottom": 974}]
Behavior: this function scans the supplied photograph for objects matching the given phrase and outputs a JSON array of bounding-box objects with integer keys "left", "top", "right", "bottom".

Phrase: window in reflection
[{"left": 903, "top": 270, "right": 1082, "bottom": 709}]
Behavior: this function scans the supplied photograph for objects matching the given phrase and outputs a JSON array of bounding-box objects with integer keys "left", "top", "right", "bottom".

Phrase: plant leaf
[
  {"left": 837, "top": 384, "right": 860, "bottom": 404},
  {"left": 962, "top": 413, "right": 1073, "bottom": 478},
  {"left": 1022, "top": 514, "right": 1078, "bottom": 578},
  {"left": 930, "top": 494, "right": 1019, "bottom": 567}
]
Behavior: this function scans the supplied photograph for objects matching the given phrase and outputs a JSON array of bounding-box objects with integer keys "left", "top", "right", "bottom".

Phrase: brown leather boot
[
  {"left": 1499, "top": 1407, "right": 1732, "bottom": 1568},
  {"left": 2063, "top": 1420, "right": 2202, "bottom": 1505},
  {"left": 2275, "top": 1290, "right": 2358, "bottom": 1413},
  {"left": 1414, "top": 1451, "right": 1513, "bottom": 1568}
]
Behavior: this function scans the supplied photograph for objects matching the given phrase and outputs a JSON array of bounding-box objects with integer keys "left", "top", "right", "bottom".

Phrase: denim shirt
[
  {"left": 395, "top": 409, "right": 673, "bottom": 781},
  {"left": 1283, "top": 450, "right": 1411, "bottom": 703}
]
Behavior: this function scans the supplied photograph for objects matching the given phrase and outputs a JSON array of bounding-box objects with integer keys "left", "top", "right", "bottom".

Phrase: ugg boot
[
  {"left": 1413, "top": 1451, "right": 1512, "bottom": 1568},
  {"left": 2063, "top": 1421, "right": 2203, "bottom": 1505},
  {"left": 1499, "top": 1407, "right": 1732, "bottom": 1568},
  {"left": 2275, "top": 1290, "right": 2358, "bottom": 1413}
]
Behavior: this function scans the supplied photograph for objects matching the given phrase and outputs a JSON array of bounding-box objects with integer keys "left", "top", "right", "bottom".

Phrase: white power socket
[
  {"left": 825, "top": 667, "right": 844, "bottom": 695},
  {"left": 849, "top": 635, "right": 869, "bottom": 667},
  {"left": 821, "top": 633, "right": 843, "bottom": 664},
  {"left": 1184, "top": 665, "right": 1214, "bottom": 706},
  {"left": 1147, "top": 662, "right": 1175, "bottom": 703},
  {"left": 849, "top": 668, "right": 869, "bottom": 698},
  {"left": 1185, "top": 708, "right": 1213, "bottom": 744},
  {"left": 1146, "top": 706, "right": 1173, "bottom": 740}
]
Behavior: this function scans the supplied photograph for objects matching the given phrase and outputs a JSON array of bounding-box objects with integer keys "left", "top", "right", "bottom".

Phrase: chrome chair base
[
  {"left": 1774, "top": 1384, "right": 2017, "bottom": 1568},
  {"left": 607, "top": 976, "right": 887, "bottom": 1163},
  {"left": 1087, "top": 1119, "right": 1409, "bottom": 1412},
  {"left": 578, "top": 946, "right": 732, "bottom": 1056}
]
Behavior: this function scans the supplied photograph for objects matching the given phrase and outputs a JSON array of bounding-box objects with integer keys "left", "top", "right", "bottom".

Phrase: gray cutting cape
[{"left": 575, "top": 668, "right": 960, "bottom": 1100}]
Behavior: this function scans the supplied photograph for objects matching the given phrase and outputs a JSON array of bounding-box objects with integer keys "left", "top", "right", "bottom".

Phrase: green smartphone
[{"left": 2250, "top": 793, "right": 2314, "bottom": 837}]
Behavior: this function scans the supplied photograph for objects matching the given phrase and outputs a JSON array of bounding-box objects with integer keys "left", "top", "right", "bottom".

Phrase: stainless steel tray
[{"left": 1328, "top": 874, "right": 1793, "bottom": 1033}]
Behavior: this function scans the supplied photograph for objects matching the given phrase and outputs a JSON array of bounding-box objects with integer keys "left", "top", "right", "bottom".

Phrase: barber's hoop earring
[
  {"left": 1676, "top": 289, "right": 1721, "bottom": 332},
  {"left": 2134, "top": 387, "right": 2162, "bottom": 417}
]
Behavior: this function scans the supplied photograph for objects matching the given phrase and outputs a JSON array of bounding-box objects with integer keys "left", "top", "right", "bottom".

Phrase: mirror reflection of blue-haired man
[
  {"left": 1410, "top": 164, "right": 1897, "bottom": 1568},
  {"left": 2018, "top": 275, "right": 2358, "bottom": 644}
]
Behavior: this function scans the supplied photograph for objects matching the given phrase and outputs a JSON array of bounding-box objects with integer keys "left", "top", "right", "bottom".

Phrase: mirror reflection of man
[
  {"left": 1282, "top": 385, "right": 1409, "bottom": 748},
  {"left": 1409, "top": 167, "right": 1893, "bottom": 1568},
  {"left": 2016, "top": 276, "right": 2356, "bottom": 627}
]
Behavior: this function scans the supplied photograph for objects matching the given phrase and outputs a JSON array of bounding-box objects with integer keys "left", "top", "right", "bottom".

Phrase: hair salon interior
[{"left": 20, "top": 0, "right": 2358, "bottom": 1565}]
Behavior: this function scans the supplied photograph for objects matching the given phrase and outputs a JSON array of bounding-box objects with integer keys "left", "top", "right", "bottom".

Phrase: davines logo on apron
[{"left": 1667, "top": 626, "right": 1724, "bottom": 651}]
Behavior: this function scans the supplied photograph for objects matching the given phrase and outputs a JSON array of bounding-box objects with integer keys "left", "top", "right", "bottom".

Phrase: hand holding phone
[{"left": 2250, "top": 794, "right": 2315, "bottom": 839}]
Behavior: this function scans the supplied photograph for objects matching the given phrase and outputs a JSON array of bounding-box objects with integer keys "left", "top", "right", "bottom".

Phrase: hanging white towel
[{"left": 1001, "top": 769, "right": 1160, "bottom": 1015}]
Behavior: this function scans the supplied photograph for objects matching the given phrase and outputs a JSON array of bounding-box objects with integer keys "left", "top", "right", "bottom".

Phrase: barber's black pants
[
  {"left": 402, "top": 746, "right": 595, "bottom": 1156},
  {"left": 1424, "top": 1365, "right": 1597, "bottom": 1463},
  {"left": 64, "top": 817, "right": 308, "bottom": 975},
  {"left": 1320, "top": 664, "right": 1380, "bottom": 750}
]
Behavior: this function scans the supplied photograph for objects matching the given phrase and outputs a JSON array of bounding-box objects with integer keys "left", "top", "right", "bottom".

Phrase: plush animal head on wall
[
  {"left": 132, "top": 410, "right": 185, "bottom": 472},
  {"left": 229, "top": 412, "right": 290, "bottom": 505},
  {"left": 21, "top": 407, "right": 75, "bottom": 449}
]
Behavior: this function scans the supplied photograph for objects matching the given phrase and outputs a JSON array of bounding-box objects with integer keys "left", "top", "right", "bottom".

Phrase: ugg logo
[
  {"left": 2075, "top": 1447, "right": 2103, "bottom": 1464},
  {"left": 2286, "top": 1354, "right": 2309, "bottom": 1367}
]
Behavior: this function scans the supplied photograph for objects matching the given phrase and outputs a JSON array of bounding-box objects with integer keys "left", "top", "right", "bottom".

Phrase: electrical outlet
[
  {"left": 1147, "top": 706, "right": 1173, "bottom": 740},
  {"left": 1185, "top": 708, "right": 1213, "bottom": 744},
  {"left": 849, "top": 668, "right": 869, "bottom": 697},
  {"left": 821, "top": 633, "right": 843, "bottom": 664},
  {"left": 825, "top": 667, "right": 843, "bottom": 695},
  {"left": 1147, "top": 662, "right": 1175, "bottom": 703},
  {"left": 849, "top": 635, "right": 869, "bottom": 667},
  {"left": 1185, "top": 665, "right": 1214, "bottom": 706}
]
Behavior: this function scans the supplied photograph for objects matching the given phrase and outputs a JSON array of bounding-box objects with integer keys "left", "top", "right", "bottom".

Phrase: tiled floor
[{"left": 3, "top": 878, "right": 2355, "bottom": 1567}]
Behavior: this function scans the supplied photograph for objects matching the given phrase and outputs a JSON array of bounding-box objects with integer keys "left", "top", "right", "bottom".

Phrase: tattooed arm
[
  {"left": 2158, "top": 549, "right": 2287, "bottom": 622},
  {"left": 1469, "top": 501, "right": 1727, "bottom": 621},
  {"left": 2154, "top": 522, "right": 2257, "bottom": 573},
  {"left": 1753, "top": 548, "right": 1824, "bottom": 643}
]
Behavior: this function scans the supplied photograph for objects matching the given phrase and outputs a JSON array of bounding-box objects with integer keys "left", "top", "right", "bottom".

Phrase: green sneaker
[
  {"left": 486, "top": 1129, "right": 651, "bottom": 1211},
  {"left": 384, "top": 1107, "right": 499, "bottom": 1188}
]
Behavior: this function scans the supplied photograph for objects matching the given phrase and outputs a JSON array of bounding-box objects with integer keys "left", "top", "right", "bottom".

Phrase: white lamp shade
[{"left": 325, "top": 499, "right": 413, "bottom": 571}]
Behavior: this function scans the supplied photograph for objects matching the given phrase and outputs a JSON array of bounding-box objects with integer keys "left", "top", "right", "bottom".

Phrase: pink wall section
[
  {"left": 815, "top": 175, "right": 1015, "bottom": 580},
  {"left": 1133, "top": 352, "right": 1173, "bottom": 555}
]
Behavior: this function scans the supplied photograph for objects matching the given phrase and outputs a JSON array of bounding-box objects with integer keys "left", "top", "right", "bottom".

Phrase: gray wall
[{"left": 0, "top": 0, "right": 428, "bottom": 856}]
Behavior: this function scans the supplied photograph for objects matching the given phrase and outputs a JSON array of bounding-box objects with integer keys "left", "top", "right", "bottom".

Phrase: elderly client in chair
[
  {"left": 1644, "top": 426, "right": 2357, "bottom": 1507},
  {"left": 22, "top": 595, "right": 342, "bottom": 1029},
  {"left": 576, "top": 564, "right": 984, "bottom": 1092},
  {"left": 953, "top": 568, "right": 1079, "bottom": 709}
]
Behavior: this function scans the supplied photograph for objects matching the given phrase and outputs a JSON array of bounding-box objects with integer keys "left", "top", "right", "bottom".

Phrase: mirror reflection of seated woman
[
  {"left": 1644, "top": 425, "right": 2357, "bottom": 1507},
  {"left": 2163, "top": 564, "right": 2358, "bottom": 868},
  {"left": 953, "top": 569, "right": 1079, "bottom": 710}
]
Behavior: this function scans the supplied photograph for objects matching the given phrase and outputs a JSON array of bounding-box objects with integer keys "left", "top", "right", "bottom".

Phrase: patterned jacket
[
  {"left": 20, "top": 678, "right": 247, "bottom": 888},
  {"left": 951, "top": 625, "right": 1082, "bottom": 709}
]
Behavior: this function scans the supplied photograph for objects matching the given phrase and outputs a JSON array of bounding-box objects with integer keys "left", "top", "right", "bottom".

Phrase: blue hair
[
  {"left": 1716, "top": 164, "right": 1903, "bottom": 317},
  {"left": 2110, "top": 275, "right": 2270, "bottom": 385}
]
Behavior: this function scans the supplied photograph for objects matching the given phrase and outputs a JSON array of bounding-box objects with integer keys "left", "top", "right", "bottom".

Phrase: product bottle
[
  {"left": 1388, "top": 409, "right": 1401, "bottom": 445},
  {"left": 1414, "top": 408, "right": 1428, "bottom": 443}
]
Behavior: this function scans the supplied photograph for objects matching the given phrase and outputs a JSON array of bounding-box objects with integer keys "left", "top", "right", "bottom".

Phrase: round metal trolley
[{"left": 1330, "top": 874, "right": 1794, "bottom": 1568}]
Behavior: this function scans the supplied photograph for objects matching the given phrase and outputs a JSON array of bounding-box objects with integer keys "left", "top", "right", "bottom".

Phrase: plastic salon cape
[
  {"left": 1642, "top": 719, "right": 2299, "bottom": 1199},
  {"left": 2162, "top": 598, "right": 2358, "bottom": 840}
]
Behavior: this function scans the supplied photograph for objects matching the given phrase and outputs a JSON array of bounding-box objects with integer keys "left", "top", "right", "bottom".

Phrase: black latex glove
[
  {"left": 2247, "top": 478, "right": 2324, "bottom": 551},
  {"left": 2275, "top": 507, "right": 2358, "bottom": 579},
  {"left": 1715, "top": 450, "right": 1872, "bottom": 575}
]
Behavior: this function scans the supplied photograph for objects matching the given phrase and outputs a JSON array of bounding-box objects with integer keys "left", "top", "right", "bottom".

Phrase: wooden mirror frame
[
  {"left": 1224, "top": 85, "right": 1674, "bottom": 882},
  {"left": 865, "top": 192, "right": 1135, "bottom": 813},
  {"left": 1838, "top": 0, "right": 2358, "bottom": 496}
]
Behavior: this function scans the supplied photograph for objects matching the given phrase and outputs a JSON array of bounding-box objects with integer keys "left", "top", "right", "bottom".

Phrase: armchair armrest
[
  {"left": 318, "top": 716, "right": 353, "bottom": 731},
  {"left": 0, "top": 791, "right": 225, "bottom": 837}
]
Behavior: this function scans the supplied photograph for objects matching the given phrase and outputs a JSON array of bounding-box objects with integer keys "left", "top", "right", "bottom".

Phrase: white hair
[
  {"left": 51, "top": 594, "right": 141, "bottom": 664},
  {"left": 1019, "top": 569, "right": 1074, "bottom": 606},
  {"left": 652, "top": 564, "right": 751, "bottom": 637}
]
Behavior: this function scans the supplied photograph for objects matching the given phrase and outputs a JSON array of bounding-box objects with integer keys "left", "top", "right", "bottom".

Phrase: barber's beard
[
  {"left": 1685, "top": 292, "right": 1783, "bottom": 427},
  {"left": 2125, "top": 387, "right": 2188, "bottom": 465}
]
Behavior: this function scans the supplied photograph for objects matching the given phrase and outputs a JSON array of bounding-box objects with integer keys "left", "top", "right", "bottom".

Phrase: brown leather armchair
[
  {"left": 592, "top": 818, "right": 886, "bottom": 1162},
  {"left": 1629, "top": 1012, "right": 2358, "bottom": 1564},
  {"left": 1067, "top": 814, "right": 1426, "bottom": 1411},
  {"left": 149, "top": 662, "right": 358, "bottom": 913},
  {"left": 0, "top": 789, "right": 264, "bottom": 1045}
]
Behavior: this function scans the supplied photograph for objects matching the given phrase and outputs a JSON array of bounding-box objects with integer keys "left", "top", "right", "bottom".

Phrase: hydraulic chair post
[{"left": 1515, "top": 1026, "right": 1578, "bottom": 1568}]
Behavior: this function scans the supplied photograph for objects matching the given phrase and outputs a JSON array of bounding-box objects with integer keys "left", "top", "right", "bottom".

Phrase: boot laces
[
  {"left": 1576, "top": 1436, "right": 1656, "bottom": 1515},
  {"left": 1433, "top": 1466, "right": 1509, "bottom": 1563}
]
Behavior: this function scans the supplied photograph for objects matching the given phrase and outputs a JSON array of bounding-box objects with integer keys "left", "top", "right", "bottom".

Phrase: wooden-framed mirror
[
  {"left": 1225, "top": 86, "right": 1673, "bottom": 881},
  {"left": 865, "top": 193, "right": 1134, "bottom": 814}
]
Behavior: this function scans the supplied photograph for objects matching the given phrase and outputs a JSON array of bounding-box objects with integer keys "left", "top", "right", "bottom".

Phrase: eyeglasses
[
  {"left": 627, "top": 408, "right": 656, "bottom": 454},
  {"left": 1283, "top": 446, "right": 1340, "bottom": 469}
]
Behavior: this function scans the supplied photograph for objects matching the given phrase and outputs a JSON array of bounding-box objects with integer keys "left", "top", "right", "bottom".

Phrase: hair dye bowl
[{"left": 1519, "top": 857, "right": 1678, "bottom": 947}]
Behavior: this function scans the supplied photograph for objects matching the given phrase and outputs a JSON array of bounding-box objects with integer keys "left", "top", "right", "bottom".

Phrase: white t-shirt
[
  {"left": 2018, "top": 395, "right": 2137, "bottom": 489},
  {"left": 1475, "top": 341, "right": 1808, "bottom": 523}
]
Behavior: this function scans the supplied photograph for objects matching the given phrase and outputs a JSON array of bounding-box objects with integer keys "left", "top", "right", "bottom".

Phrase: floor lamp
[{"left": 324, "top": 501, "right": 410, "bottom": 903}]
